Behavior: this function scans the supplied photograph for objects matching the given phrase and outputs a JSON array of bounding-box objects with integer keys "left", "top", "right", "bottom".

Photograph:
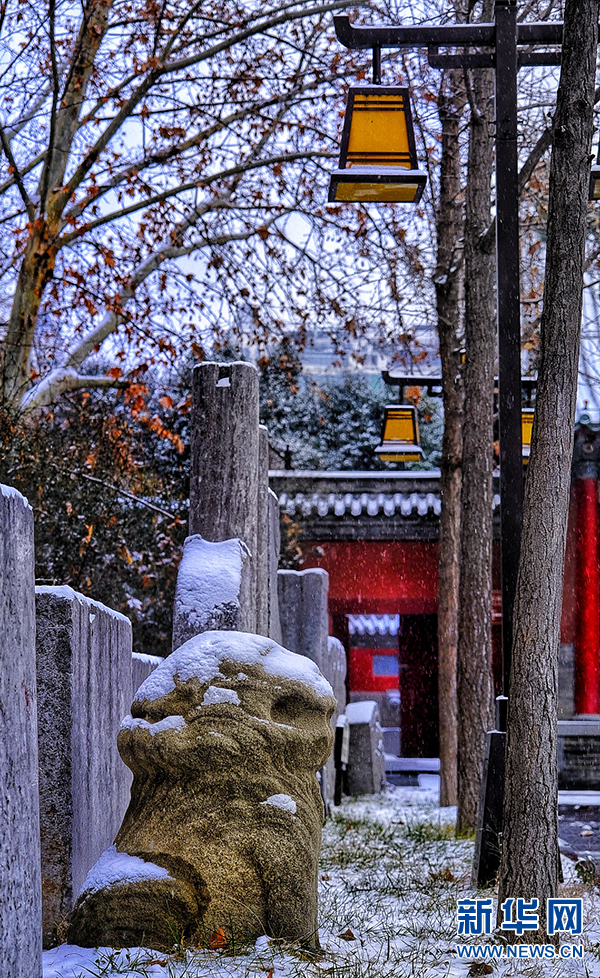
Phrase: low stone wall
[
  {"left": 0, "top": 485, "right": 42, "bottom": 978},
  {"left": 36, "top": 586, "right": 133, "bottom": 944}
]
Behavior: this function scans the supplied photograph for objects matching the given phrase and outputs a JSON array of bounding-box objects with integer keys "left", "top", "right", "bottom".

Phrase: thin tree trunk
[
  {"left": 435, "top": 66, "right": 465, "bottom": 809},
  {"left": 456, "top": 0, "right": 496, "bottom": 833},
  {"left": 498, "top": 0, "right": 598, "bottom": 939}
]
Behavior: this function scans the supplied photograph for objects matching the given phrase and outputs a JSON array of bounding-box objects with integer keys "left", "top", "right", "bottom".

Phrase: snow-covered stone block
[
  {"left": 171, "top": 535, "right": 250, "bottom": 651},
  {"left": 0, "top": 485, "right": 42, "bottom": 978},
  {"left": 35, "top": 585, "right": 133, "bottom": 945},
  {"left": 345, "top": 700, "right": 386, "bottom": 795},
  {"left": 68, "top": 630, "right": 336, "bottom": 950}
]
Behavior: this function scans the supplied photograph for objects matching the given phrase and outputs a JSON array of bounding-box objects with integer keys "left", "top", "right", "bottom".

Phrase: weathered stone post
[
  {"left": 0, "top": 485, "right": 42, "bottom": 978},
  {"left": 189, "top": 362, "right": 260, "bottom": 631},
  {"left": 345, "top": 701, "right": 386, "bottom": 795},
  {"left": 268, "top": 489, "right": 283, "bottom": 643},
  {"left": 278, "top": 569, "right": 339, "bottom": 803},
  {"left": 256, "top": 425, "right": 270, "bottom": 637},
  {"left": 277, "top": 568, "right": 329, "bottom": 674}
]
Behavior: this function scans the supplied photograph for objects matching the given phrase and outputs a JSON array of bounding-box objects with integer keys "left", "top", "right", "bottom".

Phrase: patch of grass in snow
[
  {"left": 315, "top": 792, "right": 476, "bottom": 977},
  {"left": 76, "top": 947, "right": 165, "bottom": 975},
  {"left": 403, "top": 817, "right": 456, "bottom": 844}
]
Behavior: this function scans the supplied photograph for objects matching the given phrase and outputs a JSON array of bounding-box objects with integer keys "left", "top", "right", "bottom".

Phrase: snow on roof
[
  {"left": 348, "top": 614, "right": 400, "bottom": 637},
  {"left": 134, "top": 630, "right": 334, "bottom": 703}
]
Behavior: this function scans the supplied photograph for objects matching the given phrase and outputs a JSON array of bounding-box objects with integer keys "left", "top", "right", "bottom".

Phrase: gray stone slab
[
  {"left": 277, "top": 569, "right": 334, "bottom": 806},
  {"left": 189, "top": 362, "right": 260, "bottom": 631},
  {"left": 345, "top": 700, "right": 386, "bottom": 795},
  {"left": 256, "top": 426, "right": 270, "bottom": 637},
  {"left": 268, "top": 489, "right": 282, "bottom": 643},
  {"left": 132, "top": 652, "right": 162, "bottom": 694},
  {"left": 0, "top": 485, "right": 42, "bottom": 978},
  {"left": 278, "top": 568, "right": 329, "bottom": 674},
  {"left": 559, "top": 719, "right": 600, "bottom": 736},
  {"left": 36, "top": 586, "right": 133, "bottom": 943},
  {"left": 321, "top": 636, "right": 347, "bottom": 802},
  {"left": 558, "top": 643, "right": 574, "bottom": 718}
]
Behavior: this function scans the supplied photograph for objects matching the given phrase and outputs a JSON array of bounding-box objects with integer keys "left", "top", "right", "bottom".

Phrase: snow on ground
[{"left": 43, "top": 780, "right": 600, "bottom": 978}]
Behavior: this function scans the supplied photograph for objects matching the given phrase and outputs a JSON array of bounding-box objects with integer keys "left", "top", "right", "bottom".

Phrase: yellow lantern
[
  {"left": 522, "top": 407, "right": 534, "bottom": 461},
  {"left": 590, "top": 163, "right": 600, "bottom": 201},
  {"left": 328, "top": 87, "right": 427, "bottom": 204},
  {"left": 375, "top": 404, "right": 424, "bottom": 462}
]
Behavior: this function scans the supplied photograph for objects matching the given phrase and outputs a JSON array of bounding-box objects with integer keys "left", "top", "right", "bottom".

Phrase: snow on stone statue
[{"left": 67, "top": 630, "right": 335, "bottom": 950}]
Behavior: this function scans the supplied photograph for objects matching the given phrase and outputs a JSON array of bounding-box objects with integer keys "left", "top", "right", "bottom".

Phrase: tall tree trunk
[
  {"left": 435, "top": 66, "right": 465, "bottom": 809},
  {"left": 456, "top": 0, "right": 496, "bottom": 833},
  {"left": 498, "top": 0, "right": 598, "bottom": 938}
]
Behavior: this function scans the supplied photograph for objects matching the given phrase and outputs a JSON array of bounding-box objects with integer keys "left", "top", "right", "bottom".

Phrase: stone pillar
[
  {"left": 36, "top": 586, "right": 133, "bottom": 944},
  {"left": 574, "top": 472, "right": 600, "bottom": 714},
  {"left": 277, "top": 568, "right": 329, "bottom": 674},
  {"left": 268, "top": 489, "right": 282, "bottom": 643},
  {"left": 256, "top": 425, "right": 270, "bottom": 637},
  {"left": 189, "top": 362, "right": 260, "bottom": 631},
  {"left": 322, "top": 636, "right": 347, "bottom": 802},
  {"left": 0, "top": 485, "right": 42, "bottom": 978},
  {"left": 345, "top": 700, "right": 385, "bottom": 795},
  {"left": 278, "top": 569, "right": 337, "bottom": 801}
]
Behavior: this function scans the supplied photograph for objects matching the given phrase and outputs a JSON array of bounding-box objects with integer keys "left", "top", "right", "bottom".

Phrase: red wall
[
  {"left": 301, "top": 524, "right": 579, "bottom": 641},
  {"left": 300, "top": 540, "right": 439, "bottom": 615},
  {"left": 348, "top": 647, "right": 399, "bottom": 693}
]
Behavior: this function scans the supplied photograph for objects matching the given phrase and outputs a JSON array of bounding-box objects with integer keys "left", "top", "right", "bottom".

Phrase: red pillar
[{"left": 575, "top": 477, "right": 600, "bottom": 714}]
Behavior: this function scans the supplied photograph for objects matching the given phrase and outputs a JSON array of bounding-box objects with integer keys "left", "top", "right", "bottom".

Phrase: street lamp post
[{"left": 331, "top": 0, "right": 572, "bottom": 883}]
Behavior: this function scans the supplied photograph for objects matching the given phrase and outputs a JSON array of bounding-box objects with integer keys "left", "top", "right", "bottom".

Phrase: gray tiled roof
[{"left": 279, "top": 490, "right": 442, "bottom": 519}]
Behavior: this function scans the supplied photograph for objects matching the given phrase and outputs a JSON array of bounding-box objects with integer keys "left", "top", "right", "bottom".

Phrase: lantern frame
[
  {"left": 375, "top": 403, "right": 424, "bottom": 463},
  {"left": 521, "top": 407, "right": 535, "bottom": 461},
  {"left": 328, "top": 86, "right": 427, "bottom": 204}
]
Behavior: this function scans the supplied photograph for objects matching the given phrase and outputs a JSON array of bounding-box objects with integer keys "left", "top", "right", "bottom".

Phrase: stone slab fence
[
  {"left": 174, "top": 361, "right": 281, "bottom": 647},
  {"left": 0, "top": 484, "right": 43, "bottom": 978},
  {"left": 36, "top": 586, "right": 161, "bottom": 944},
  {"left": 278, "top": 568, "right": 347, "bottom": 806}
]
